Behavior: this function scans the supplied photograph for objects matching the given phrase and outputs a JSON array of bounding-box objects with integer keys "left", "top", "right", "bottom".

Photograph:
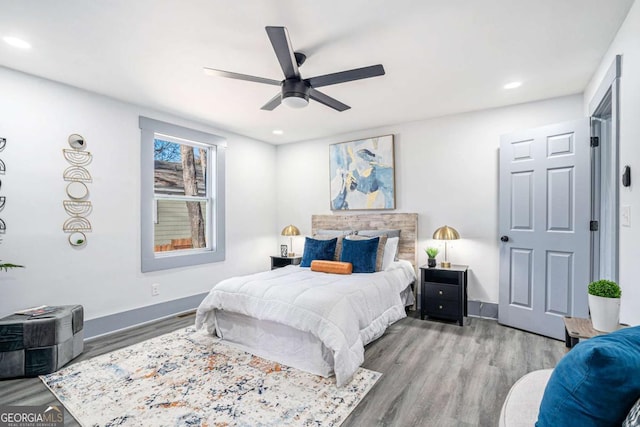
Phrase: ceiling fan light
[
  {"left": 3, "top": 36, "right": 31, "bottom": 49},
  {"left": 504, "top": 81, "right": 522, "bottom": 90},
  {"left": 282, "top": 94, "right": 309, "bottom": 109}
]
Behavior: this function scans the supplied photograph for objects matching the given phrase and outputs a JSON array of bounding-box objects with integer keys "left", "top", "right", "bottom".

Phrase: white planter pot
[{"left": 588, "top": 294, "right": 621, "bottom": 332}]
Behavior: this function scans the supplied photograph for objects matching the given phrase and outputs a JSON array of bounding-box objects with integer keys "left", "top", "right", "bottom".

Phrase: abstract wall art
[{"left": 329, "top": 134, "right": 395, "bottom": 210}]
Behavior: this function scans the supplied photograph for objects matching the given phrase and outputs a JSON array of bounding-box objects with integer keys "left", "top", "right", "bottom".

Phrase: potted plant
[
  {"left": 588, "top": 279, "right": 621, "bottom": 332},
  {"left": 425, "top": 247, "right": 439, "bottom": 268}
]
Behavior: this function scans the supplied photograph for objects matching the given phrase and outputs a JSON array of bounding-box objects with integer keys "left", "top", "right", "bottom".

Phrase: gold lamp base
[{"left": 440, "top": 261, "right": 452, "bottom": 268}]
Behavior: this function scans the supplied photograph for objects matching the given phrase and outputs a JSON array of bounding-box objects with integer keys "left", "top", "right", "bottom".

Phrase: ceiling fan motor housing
[{"left": 281, "top": 79, "right": 309, "bottom": 106}]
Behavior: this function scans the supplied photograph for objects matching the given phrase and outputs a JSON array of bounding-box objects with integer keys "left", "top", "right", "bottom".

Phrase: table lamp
[
  {"left": 433, "top": 225, "right": 460, "bottom": 268},
  {"left": 281, "top": 225, "right": 300, "bottom": 257}
]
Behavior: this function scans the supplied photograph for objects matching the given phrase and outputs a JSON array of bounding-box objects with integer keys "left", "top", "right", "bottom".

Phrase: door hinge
[
  {"left": 590, "top": 220, "right": 599, "bottom": 231},
  {"left": 590, "top": 136, "right": 599, "bottom": 147}
]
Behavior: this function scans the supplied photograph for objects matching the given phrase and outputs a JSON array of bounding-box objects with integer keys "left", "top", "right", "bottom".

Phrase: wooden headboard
[{"left": 311, "top": 213, "right": 419, "bottom": 272}]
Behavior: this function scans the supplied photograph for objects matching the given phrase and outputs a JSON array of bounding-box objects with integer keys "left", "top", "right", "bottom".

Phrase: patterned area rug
[{"left": 41, "top": 327, "right": 381, "bottom": 426}]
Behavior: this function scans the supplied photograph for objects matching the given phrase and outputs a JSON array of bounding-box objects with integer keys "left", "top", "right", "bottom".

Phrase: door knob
[{"left": 500, "top": 235, "right": 509, "bottom": 242}]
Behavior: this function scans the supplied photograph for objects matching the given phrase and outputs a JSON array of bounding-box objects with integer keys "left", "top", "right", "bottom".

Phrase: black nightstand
[
  {"left": 420, "top": 264, "right": 468, "bottom": 326},
  {"left": 270, "top": 255, "right": 302, "bottom": 270}
]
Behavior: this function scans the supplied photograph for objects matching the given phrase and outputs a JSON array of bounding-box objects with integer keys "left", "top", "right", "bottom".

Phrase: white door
[{"left": 498, "top": 118, "right": 591, "bottom": 340}]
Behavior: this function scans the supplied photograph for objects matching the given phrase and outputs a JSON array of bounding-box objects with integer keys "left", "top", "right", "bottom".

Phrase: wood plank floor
[{"left": 0, "top": 313, "right": 565, "bottom": 426}]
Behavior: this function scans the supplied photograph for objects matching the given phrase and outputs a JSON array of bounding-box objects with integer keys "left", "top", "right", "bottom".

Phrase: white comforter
[{"left": 195, "top": 260, "right": 416, "bottom": 386}]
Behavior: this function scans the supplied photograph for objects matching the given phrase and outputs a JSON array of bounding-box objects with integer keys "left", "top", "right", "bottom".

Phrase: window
[{"left": 139, "top": 117, "right": 226, "bottom": 272}]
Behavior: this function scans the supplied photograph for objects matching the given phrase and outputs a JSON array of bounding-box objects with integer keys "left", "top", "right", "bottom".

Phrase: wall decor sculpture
[
  {"left": 0, "top": 137, "right": 5, "bottom": 232},
  {"left": 63, "top": 134, "right": 92, "bottom": 246},
  {"left": 329, "top": 134, "right": 396, "bottom": 210},
  {"left": 63, "top": 165, "right": 92, "bottom": 182}
]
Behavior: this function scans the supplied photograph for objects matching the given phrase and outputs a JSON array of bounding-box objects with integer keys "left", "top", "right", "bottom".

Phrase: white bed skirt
[
  {"left": 214, "top": 283, "right": 415, "bottom": 379},
  {"left": 216, "top": 310, "right": 335, "bottom": 377}
]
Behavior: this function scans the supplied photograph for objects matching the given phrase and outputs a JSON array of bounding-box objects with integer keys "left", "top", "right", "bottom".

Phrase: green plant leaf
[
  {"left": 588, "top": 279, "right": 621, "bottom": 298},
  {"left": 0, "top": 262, "right": 25, "bottom": 272},
  {"left": 425, "top": 247, "right": 439, "bottom": 258}
]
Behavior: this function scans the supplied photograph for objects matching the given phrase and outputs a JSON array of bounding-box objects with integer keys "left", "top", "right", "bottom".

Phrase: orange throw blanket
[{"left": 310, "top": 260, "right": 353, "bottom": 275}]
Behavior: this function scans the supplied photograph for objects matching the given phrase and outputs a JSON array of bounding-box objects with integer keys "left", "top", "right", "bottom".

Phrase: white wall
[
  {"left": 0, "top": 67, "right": 277, "bottom": 320},
  {"left": 584, "top": 0, "right": 640, "bottom": 326},
  {"left": 276, "top": 95, "right": 584, "bottom": 304}
]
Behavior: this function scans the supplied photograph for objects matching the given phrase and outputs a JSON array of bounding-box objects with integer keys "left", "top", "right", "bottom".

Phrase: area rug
[{"left": 41, "top": 327, "right": 381, "bottom": 426}]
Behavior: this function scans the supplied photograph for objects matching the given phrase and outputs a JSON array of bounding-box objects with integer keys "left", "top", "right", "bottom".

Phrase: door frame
[{"left": 588, "top": 55, "right": 621, "bottom": 283}]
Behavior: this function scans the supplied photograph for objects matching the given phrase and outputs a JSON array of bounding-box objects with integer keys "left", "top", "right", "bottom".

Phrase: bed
[{"left": 195, "top": 213, "right": 418, "bottom": 386}]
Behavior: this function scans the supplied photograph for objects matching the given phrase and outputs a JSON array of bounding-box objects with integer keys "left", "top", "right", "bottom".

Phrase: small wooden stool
[{"left": 563, "top": 316, "right": 626, "bottom": 348}]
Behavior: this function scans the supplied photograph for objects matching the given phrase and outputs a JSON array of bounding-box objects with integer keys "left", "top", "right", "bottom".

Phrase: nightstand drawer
[
  {"left": 425, "top": 299, "right": 460, "bottom": 317},
  {"left": 424, "top": 282, "right": 459, "bottom": 301}
]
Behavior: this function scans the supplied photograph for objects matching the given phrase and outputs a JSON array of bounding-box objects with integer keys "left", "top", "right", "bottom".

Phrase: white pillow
[{"left": 382, "top": 237, "right": 399, "bottom": 271}]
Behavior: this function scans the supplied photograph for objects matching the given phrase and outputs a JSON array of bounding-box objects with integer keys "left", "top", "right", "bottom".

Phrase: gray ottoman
[{"left": 0, "top": 305, "right": 83, "bottom": 378}]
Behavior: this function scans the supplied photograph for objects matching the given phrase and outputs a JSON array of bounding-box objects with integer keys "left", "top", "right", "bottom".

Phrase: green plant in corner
[
  {"left": 425, "top": 247, "right": 439, "bottom": 259},
  {"left": 588, "top": 279, "right": 621, "bottom": 298},
  {"left": 0, "top": 261, "right": 25, "bottom": 272}
]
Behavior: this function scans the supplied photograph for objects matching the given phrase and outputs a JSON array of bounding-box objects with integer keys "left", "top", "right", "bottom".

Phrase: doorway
[{"left": 590, "top": 56, "right": 621, "bottom": 284}]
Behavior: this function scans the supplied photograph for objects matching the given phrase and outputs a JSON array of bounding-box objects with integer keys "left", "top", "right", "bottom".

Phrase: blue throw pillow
[
  {"left": 536, "top": 326, "right": 640, "bottom": 426},
  {"left": 340, "top": 237, "right": 379, "bottom": 273},
  {"left": 300, "top": 237, "right": 337, "bottom": 267}
]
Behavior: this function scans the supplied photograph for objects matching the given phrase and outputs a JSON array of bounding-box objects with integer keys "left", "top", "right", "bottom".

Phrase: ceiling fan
[{"left": 203, "top": 26, "right": 385, "bottom": 112}]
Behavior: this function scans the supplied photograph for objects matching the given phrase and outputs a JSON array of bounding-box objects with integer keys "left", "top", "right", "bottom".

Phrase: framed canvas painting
[{"left": 329, "top": 134, "right": 395, "bottom": 210}]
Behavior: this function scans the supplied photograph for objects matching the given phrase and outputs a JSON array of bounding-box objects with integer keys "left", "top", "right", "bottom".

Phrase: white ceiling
[{"left": 0, "top": 0, "right": 634, "bottom": 144}]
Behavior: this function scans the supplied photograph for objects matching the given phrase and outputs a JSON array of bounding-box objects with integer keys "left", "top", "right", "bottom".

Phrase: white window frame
[{"left": 139, "top": 116, "right": 226, "bottom": 272}]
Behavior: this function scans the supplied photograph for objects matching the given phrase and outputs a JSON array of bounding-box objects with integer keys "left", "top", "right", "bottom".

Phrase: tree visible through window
[{"left": 153, "top": 138, "right": 209, "bottom": 252}]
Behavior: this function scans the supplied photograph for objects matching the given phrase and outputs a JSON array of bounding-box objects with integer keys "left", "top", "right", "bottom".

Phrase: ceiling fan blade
[
  {"left": 261, "top": 92, "right": 282, "bottom": 111},
  {"left": 265, "top": 26, "right": 300, "bottom": 80},
  {"left": 203, "top": 67, "right": 281, "bottom": 86},
  {"left": 306, "top": 64, "right": 385, "bottom": 88},
  {"left": 308, "top": 88, "right": 350, "bottom": 112}
]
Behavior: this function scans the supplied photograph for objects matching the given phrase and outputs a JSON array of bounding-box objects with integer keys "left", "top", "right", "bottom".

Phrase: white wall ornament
[
  {"left": 68, "top": 232, "right": 87, "bottom": 247},
  {"left": 65, "top": 182, "right": 89, "bottom": 200},
  {"left": 63, "top": 134, "right": 92, "bottom": 245}
]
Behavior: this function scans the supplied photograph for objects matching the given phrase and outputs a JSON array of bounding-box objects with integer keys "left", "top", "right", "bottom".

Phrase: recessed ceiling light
[
  {"left": 504, "top": 81, "right": 522, "bottom": 90},
  {"left": 3, "top": 36, "right": 31, "bottom": 49},
  {"left": 272, "top": 129, "right": 284, "bottom": 135}
]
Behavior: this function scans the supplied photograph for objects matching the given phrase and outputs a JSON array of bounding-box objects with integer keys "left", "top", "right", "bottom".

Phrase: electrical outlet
[
  {"left": 622, "top": 206, "right": 631, "bottom": 227},
  {"left": 151, "top": 283, "right": 160, "bottom": 296}
]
